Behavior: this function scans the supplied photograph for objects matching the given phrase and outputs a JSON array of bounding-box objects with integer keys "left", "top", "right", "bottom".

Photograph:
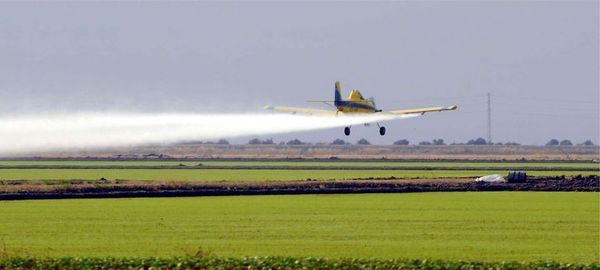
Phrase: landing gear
[
  {"left": 343, "top": 125, "right": 384, "bottom": 136},
  {"left": 344, "top": 126, "right": 351, "bottom": 136}
]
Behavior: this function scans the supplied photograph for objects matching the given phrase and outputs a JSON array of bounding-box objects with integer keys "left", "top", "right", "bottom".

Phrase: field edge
[{"left": 0, "top": 257, "right": 598, "bottom": 270}]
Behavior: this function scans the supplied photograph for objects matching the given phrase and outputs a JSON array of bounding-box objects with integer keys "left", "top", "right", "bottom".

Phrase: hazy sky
[{"left": 0, "top": 1, "right": 598, "bottom": 145}]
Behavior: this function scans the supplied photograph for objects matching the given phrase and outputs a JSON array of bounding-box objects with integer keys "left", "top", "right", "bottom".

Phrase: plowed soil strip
[{"left": 1, "top": 176, "right": 596, "bottom": 200}]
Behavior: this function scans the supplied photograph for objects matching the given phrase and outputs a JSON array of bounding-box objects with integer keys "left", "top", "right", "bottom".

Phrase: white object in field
[{"left": 475, "top": 174, "right": 506, "bottom": 183}]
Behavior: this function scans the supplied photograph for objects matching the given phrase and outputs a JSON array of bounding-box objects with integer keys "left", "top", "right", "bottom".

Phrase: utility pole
[{"left": 487, "top": 92, "right": 492, "bottom": 144}]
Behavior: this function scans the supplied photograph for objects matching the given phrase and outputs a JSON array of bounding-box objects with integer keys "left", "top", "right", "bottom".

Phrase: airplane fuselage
[
  {"left": 334, "top": 86, "right": 379, "bottom": 113},
  {"left": 335, "top": 101, "right": 378, "bottom": 113}
]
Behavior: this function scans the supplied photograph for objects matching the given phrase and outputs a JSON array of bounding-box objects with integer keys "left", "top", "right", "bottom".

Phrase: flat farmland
[
  {"left": 0, "top": 160, "right": 597, "bottom": 181},
  {"left": 10, "top": 145, "right": 597, "bottom": 161},
  {"left": 0, "top": 168, "right": 596, "bottom": 181},
  {"left": 0, "top": 160, "right": 598, "bottom": 168},
  {"left": 0, "top": 192, "right": 597, "bottom": 262}
]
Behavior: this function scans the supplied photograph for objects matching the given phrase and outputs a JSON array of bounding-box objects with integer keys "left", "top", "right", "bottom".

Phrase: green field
[
  {"left": 0, "top": 160, "right": 598, "bottom": 168},
  {"left": 0, "top": 192, "right": 596, "bottom": 262},
  {"left": 2, "top": 160, "right": 595, "bottom": 181},
  {"left": 0, "top": 168, "right": 595, "bottom": 181}
]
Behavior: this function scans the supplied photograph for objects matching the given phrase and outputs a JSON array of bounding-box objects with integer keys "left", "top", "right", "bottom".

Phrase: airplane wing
[
  {"left": 384, "top": 105, "right": 458, "bottom": 115},
  {"left": 263, "top": 105, "right": 338, "bottom": 116}
]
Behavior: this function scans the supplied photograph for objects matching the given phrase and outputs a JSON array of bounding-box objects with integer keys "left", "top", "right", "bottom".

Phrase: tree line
[{"left": 186, "top": 138, "right": 596, "bottom": 146}]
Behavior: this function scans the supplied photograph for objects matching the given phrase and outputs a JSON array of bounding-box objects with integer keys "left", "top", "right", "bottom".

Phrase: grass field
[
  {"left": 0, "top": 168, "right": 596, "bottom": 181},
  {"left": 0, "top": 160, "right": 598, "bottom": 168},
  {"left": 0, "top": 192, "right": 596, "bottom": 262}
]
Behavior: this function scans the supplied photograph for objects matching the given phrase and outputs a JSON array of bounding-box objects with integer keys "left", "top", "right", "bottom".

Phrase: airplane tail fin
[{"left": 334, "top": 81, "right": 342, "bottom": 106}]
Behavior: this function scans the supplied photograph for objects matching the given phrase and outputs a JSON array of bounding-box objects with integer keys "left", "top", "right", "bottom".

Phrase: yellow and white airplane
[{"left": 265, "top": 81, "right": 457, "bottom": 136}]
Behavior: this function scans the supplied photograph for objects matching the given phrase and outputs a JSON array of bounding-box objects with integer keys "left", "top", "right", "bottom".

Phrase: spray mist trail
[{"left": 0, "top": 112, "right": 419, "bottom": 153}]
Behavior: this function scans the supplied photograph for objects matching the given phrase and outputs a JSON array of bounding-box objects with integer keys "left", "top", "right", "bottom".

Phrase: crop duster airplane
[{"left": 265, "top": 81, "right": 457, "bottom": 136}]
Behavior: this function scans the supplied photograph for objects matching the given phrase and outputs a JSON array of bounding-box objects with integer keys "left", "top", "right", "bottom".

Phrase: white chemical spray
[{"left": 0, "top": 112, "right": 420, "bottom": 153}]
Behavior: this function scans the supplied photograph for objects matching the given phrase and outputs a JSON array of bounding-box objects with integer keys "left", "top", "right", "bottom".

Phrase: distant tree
[
  {"left": 216, "top": 139, "right": 229, "bottom": 145},
  {"left": 356, "top": 138, "right": 371, "bottom": 145},
  {"left": 559, "top": 139, "right": 573, "bottom": 146},
  {"left": 248, "top": 138, "right": 262, "bottom": 145},
  {"left": 331, "top": 139, "right": 348, "bottom": 145},
  {"left": 432, "top": 139, "right": 445, "bottom": 145},
  {"left": 546, "top": 139, "right": 559, "bottom": 146},
  {"left": 393, "top": 139, "right": 409, "bottom": 145},
  {"left": 579, "top": 140, "right": 595, "bottom": 146},
  {"left": 248, "top": 138, "right": 276, "bottom": 144},
  {"left": 467, "top": 138, "right": 487, "bottom": 145},
  {"left": 179, "top": 140, "right": 203, "bottom": 145},
  {"left": 286, "top": 139, "right": 304, "bottom": 145},
  {"left": 505, "top": 142, "right": 521, "bottom": 146},
  {"left": 261, "top": 138, "right": 274, "bottom": 145},
  {"left": 419, "top": 141, "right": 432, "bottom": 145}
]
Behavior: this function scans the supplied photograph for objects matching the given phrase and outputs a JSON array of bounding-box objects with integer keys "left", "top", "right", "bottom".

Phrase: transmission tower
[{"left": 487, "top": 93, "right": 492, "bottom": 144}]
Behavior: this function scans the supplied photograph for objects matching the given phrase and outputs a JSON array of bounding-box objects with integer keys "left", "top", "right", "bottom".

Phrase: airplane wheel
[
  {"left": 379, "top": 126, "right": 386, "bottom": 136},
  {"left": 344, "top": 127, "right": 351, "bottom": 136}
]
